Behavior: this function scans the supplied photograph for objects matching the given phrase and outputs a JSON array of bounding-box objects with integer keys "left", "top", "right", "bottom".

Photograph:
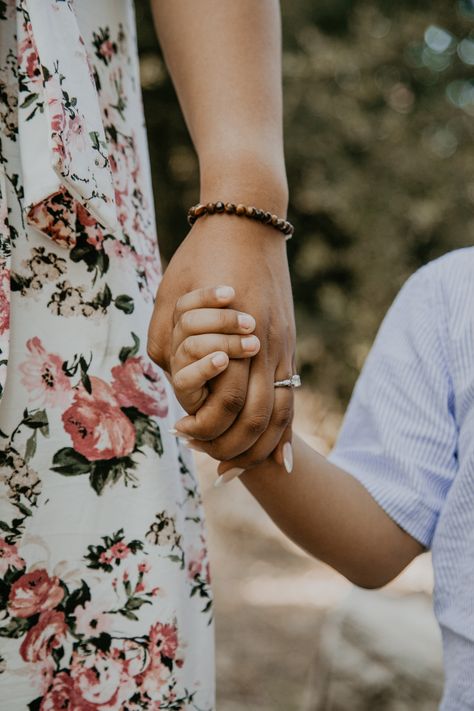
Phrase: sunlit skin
[
  {"left": 147, "top": 1, "right": 295, "bottom": 470},
  {"left": 169, "top": 286, "right": 424, "bottom": 590}
]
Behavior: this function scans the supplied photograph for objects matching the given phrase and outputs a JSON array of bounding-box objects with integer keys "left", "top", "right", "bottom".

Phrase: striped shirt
[{"left": 329, "top": 248, "right": 474, "bottom": 709}]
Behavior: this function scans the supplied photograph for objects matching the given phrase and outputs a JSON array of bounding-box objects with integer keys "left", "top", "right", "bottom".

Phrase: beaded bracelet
[{"left": 187, "top": 201, "right": 294, "bottom": 239}]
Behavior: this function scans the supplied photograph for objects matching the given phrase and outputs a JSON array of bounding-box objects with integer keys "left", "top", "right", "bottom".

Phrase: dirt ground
[{"left": 195, "top": 390, "right": 434, "bottom": 711}]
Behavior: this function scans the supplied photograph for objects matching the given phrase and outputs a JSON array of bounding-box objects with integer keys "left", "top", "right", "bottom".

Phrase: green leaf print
[
  {"left": 24, "top": 430, "right": 37, "bottom": 462},
  {"left": 89, "top": 456, "right": 137, "bottom": 495},
  {"left": 51, "top": 448, "right": 92, "bottom": 476},
  {"left": 19, "top": 93, "right": 39, "bottom": 109},
  {"left": 64, "top": 580, "right": 91, "bottom": 618},
  {"left": 123, "top": 407, "right": 163, "bottom": 455},
  {"left": 23, "top": 409, "right": 49, "bottom": 433},
  {"left": 114, "top": 294, "right": 135, "bottom": 314},
  {"left": 119, "top": 332, "right": 140, "bottom": 363}
]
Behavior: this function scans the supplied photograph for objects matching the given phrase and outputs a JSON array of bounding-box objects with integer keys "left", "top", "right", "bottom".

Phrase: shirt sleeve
[{"left": 328, "top": 264, "right": 458, "bottom": 548}]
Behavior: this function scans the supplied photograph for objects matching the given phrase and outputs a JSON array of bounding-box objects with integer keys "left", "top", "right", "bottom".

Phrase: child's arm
[
  {"left": 239, "top": 438, "right": 424, "bottom": 588},
  {"left": 170, "top": 287, "right": 424, "bottom": 589}
]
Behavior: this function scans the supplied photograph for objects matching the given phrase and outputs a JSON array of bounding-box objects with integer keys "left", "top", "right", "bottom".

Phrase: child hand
[{"left": 169, "top": 286, "right": 260, "bottom": 416}]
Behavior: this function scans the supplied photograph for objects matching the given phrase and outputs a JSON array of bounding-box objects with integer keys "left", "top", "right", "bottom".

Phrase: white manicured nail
[
  {"left": 214, "top": 467, "right": 245, "bottom": 487},
  {"left": 169, "top": 428, "right": 179, "bottom": 436},
  {"left": 216, "top": 285, "right": 235, "bottom": 300},
  {"left": 283, "top": 442, "right": 293, "bottom": 473}
]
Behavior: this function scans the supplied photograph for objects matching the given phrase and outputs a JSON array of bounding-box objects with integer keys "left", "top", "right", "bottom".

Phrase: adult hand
[{"left": 147, "top": 214, "right": 296, "bottom": 470}]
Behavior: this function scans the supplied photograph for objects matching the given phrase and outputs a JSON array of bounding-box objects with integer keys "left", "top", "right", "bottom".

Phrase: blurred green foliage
[{"left": 136, "top": 0, "right": 474, "bottom": 404}]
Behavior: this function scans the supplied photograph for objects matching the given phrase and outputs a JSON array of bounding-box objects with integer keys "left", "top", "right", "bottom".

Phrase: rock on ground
[{"left": 304, "top": 588, "right": 443, "bottom": 711}]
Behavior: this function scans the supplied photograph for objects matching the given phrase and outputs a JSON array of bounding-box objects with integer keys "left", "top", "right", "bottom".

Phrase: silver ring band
[{"left": 274, "top": 374, "right": 301, "bottom": 389}]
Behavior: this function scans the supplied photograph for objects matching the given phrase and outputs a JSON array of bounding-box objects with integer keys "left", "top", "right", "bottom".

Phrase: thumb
[{"left": 147, "top": 289, "right": 173, "bottom": 373}]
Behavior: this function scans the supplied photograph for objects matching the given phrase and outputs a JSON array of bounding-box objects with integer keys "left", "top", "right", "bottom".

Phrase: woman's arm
[
  {"left": 150, "top": 0, "right": 288, "bottom": 208},
  {"left": 240, "top": 435, "right": 424, "bottom": 589},
  {"left": 147, "top": 1, "right": 295, "bottom": 470}
]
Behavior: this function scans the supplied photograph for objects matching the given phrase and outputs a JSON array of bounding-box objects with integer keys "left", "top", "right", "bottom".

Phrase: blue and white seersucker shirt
[{"left": 329, "top": 248, "right": 474, "bottom": 710}]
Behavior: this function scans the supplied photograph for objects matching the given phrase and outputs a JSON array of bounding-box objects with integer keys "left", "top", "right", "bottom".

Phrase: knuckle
[
  {"left": 181, "top": 336, "right": 196, "bottom": 358},
  {"left": 146, "top": 340, "right": 162, "bottom": 366},
  {"left": 180, "top": 311, "right": 196, "bottom": 334},
  {"left": 243, "top": 411, "right": 269, "bottom": 437},
  {"left": 221, "top": 388, "right": 246, "bottom": 415},
  {"left": 206, "top": 441, "right": 227, "bottom": 461},
  {"left": 171, "top": 370, "right": 185, "bottom": 393},
  {"left": 216, "top": 309, "right": 229, "bottom": 329},
  {"left": 174, "top": 294, "right": 186, "bottom": 317},
  {"left": 273, "top": 405, "right": 293, "bottom": 430}
]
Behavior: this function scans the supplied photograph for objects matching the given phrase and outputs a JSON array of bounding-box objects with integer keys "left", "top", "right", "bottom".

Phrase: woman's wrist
[{"left": 198, "top": 149, "right": 289, "bottom": 216}]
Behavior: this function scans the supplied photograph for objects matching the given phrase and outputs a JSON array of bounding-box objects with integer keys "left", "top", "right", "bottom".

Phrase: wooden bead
[
  {"left": 194, "top": 203, "right": 207, "bottom": 217},
  {"left": 187, "top": 201, "right": 294, "bottom": 239}
]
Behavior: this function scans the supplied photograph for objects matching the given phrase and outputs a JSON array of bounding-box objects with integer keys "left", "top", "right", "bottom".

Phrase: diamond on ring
[{"left": 273, "top": 374, "right": 302, "bottom": 389}]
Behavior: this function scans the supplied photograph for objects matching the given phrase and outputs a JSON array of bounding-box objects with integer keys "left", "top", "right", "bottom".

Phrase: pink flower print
[
  {"left": 35, "top": 660, "right": 56, "bottom": 696},
  {"left": 75, "top": 600, "right": 112, "bottom": 638},
  {"left": 118, "top": 640, "right": 149, "bottom": 678},
  {"left": 49, "top": 98, "right": 67, "bottom": 135},
  {"left": 0, "top": 268, "right": 10, "bottom": 337},
  {"left": 103, "top": 239, "right": 137, "bottom": 263},
  {"left": 63, "top": 113, "right": 87, "bottom": 158},
  {"left": 71, "top": 649, "right": 136, "bottom": 709},
  {"left": 100, "top": 40, "right": 115, "bottom": 60},
  {"left": 98, "top": 550, "right": 113, "bottom": 566},
  {"left": 62, "top": 376, "right": 136, "bottom": 461},
  {"left": 187, "top": 548, "right": 205, "bottom": 581},
  {"left": 18, "top": 28, "right": 41, "bottom": 83},
  {"left": 149, "top": 622, "right": 179, "bottom": 661},
  {"left": 40, "top": 671, "right": 95, "bottom": 711},
  {"left": 20, "top": 610, "right": 67, "bottom": 663},
  {"left": 98, "top": 541, "right": 130, "bottom": 566},
  {"left": 0, "top": 537, "right": 26, "bottom": 576},
  {"left": 76, "top": 203, "right": 104, "bottom": 249},
  {"left": 134, "top": 623, "right": 179, "bottom": 700},
  {"left": 109, "top": 541, "right": 130, "bottom": 559},
  {"left": 19, "top": 337, "right": 72, "bottom": 408},
  {"left": 111, "top": 357, "right": 168, "bottom": 418},
  {"left": 8, "top": 569, "right": 64, "bottom": 618},
  {"left": 138, "top": 561, "right": 150, "bottom": 574}
]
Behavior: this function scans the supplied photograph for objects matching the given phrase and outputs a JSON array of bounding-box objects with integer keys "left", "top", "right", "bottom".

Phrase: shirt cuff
[{"left": 327, "top": 451, "right": 440, "bottom": 549}]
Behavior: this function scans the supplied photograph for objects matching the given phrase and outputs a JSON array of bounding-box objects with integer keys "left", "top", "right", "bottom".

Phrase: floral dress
[{"left": 0, "top": 1, "right": 214, "bottom": 709}]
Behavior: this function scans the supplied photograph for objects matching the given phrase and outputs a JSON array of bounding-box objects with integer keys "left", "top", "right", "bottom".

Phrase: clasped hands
[{"left": 147, "top": 218, "right": 296, "bottom": 479}]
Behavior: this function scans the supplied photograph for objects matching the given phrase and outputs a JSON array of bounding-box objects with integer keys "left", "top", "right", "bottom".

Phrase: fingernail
[
  {"left": 211, "top": 352, "right": 228, "bottom": 367},
  {"left": 241, "top": 335, "right": 260, "bottom": 353},
  {"left": 214, "top": 467, "right": 245, "bottom": 487},
  {"left": 168, "top": 428, "right": 179, "bottom": 436},
  {"left": 283, "top": 442, "right": 293, "bottom": 473},
  {"left": 237, "top": 313, "right": 255, "bottom": 331},
  {"left": 216, "top": 285, "right": 235, "bottom": 300}
]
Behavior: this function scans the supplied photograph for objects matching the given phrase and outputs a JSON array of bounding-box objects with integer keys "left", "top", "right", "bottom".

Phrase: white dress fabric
[{"left": 0, "top": 1, "right": 215, "bottom": 708}]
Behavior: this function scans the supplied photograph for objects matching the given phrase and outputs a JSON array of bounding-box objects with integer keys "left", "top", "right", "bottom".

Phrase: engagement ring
[{"left": 273, "top": 374, "right": 301, "bottom": 389}]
